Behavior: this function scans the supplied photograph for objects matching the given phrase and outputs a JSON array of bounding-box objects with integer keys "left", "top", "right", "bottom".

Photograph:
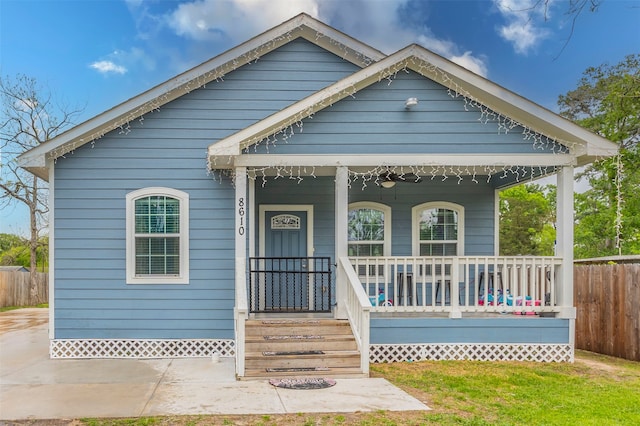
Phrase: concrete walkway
[{"left": 0, "top": 309, "right": 429, "bottom": 421}]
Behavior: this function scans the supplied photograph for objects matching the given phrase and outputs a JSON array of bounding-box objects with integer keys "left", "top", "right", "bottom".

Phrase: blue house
[{"left": 19, "top": 14, "right": 617, "bottom": 378}]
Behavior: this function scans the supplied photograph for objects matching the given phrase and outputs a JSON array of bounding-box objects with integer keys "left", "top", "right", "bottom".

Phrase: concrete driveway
[{"left": 0, "top": 308, "right": 429, "bottom": 421}]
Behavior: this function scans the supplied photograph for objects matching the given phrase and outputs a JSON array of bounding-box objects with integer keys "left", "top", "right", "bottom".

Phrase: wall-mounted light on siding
[
  {"left": 381, "top": 180, "right": 396, "bottom": 189},
  {"left": 405, "top": 97, "right": 418, "bottom": 109}
]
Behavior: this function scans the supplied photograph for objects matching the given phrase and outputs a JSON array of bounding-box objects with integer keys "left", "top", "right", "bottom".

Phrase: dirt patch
[{"left": 575, "top": 357, "right": 621, "bottom": 373}]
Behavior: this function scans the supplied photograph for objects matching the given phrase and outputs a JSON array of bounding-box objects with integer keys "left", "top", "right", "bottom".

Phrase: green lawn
[
  {"left": 70, "top": 350, "right": 639, "bottom": 426},
  {"left": 370, "top": 350, "right": 640, "bottom": 425},
  {"left": 0, "top": 303, "right": 48, "bottom": 312}
]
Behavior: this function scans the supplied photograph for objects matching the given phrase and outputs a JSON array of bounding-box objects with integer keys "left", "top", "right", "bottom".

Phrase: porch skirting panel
[
  {"left": 50, "top": 339, "right": 236, "bottom": 359},
  {"left": 370, "top": 343, "right": 574, "bottom": 363}
]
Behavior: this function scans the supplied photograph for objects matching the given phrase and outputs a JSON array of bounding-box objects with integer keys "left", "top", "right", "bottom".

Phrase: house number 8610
[{"left": 238, "top": 197, "right": 245, "bottom": 236}]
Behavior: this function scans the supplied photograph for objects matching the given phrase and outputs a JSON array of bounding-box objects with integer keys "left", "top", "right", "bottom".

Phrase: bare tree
[
  {"left": 0, "top": 75, "right": 82, "bottom": 297},
  {"left": 500, "top": 0, "right": 602, "bottom": 58}
]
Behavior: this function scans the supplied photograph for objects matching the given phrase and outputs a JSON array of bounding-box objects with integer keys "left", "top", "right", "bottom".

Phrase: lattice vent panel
[
  {"left": 370, "top": 343, "right": 573, "bottom": 363},
  {"left": 50, "top": 339, "right": 236, "bottom": 359}
]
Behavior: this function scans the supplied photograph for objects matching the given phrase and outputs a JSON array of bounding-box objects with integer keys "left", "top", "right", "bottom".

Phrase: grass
[
  {"left": 11, "top": 350, "right": 640, "bottom": 426},
  {"left": 0, "top": 303, "right": 48, "bottom": 312},
  {"left": 370, "top": 350, "right": 640, "bottom": 425}
]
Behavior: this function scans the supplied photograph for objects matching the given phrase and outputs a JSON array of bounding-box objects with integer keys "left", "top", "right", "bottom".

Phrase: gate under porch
[{"left": 249, "top": 257, "right": 332, "bottom": 313}]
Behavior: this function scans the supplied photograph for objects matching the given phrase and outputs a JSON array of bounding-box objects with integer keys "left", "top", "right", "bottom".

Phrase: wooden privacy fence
[
  {"left": 0, "top": 271, "right": 48, "bottom": 308},
  {"left": 574, "top": 264, "right": 640, "bottom": 361}
]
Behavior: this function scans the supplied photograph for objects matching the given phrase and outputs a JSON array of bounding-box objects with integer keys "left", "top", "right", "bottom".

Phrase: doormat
[
  {"left": 264, "top": 335, "right": 324, "bottom": 340},
  {"left": 269, "top": 377, "right": 336, "bottom": 390},
  {"left": 263, "top": 350, "right": 324, "bottom": 356},
  {"left": 262, "top": 320, "right": 320, "bottom": 324},
  {"left": 266, "top": 367, "right": 329, "bottom": 372}
]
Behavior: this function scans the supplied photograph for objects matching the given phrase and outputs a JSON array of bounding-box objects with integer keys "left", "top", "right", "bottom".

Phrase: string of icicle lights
[
  {"left": 614, "top": 153, "right": 624, "bottom": 253},
  {"left": 47, "top": 25, "right": 580, "bottom": 192},
  {"left": 206, "top": 57, "right": 576, "bottom": 169},
  {"left": 49, "top": 26, "right": 375, "bottom": 162},
  {"left": 211, "top": 164, "right": 559, "bottom": 190}
]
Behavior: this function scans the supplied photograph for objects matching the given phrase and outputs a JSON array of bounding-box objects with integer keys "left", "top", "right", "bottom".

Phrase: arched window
[
  {"left": 126, "top": 187, "right": 189, "bottom": 284},
  {"left": 412, "top": 202, "right": 464, "bottom": 256},
  {"left": 348, "top": 202, "right": 391, "bottom": 257}
]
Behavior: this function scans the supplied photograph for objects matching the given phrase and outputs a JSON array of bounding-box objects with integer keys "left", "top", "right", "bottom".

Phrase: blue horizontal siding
[
  {"left": 371, "top": 317, "right": 570, "bottom": 344},
  {"left": 254, "top": 176, "right": 495, "bottom": 257},
  {"left": 57, "top": 308, "right": 230, "bottom": 320},
  {"left": 53, "top": 38, "right": 358, "bottom": 339},
  {"left": 349, "top": 178, "right": 495, "bottom": 256},
  {"left": 255, "top": 177, "right": 335, "bottom": 259},
  {"left": 250, "top": 71, "right": 559, "bottom": 156}
]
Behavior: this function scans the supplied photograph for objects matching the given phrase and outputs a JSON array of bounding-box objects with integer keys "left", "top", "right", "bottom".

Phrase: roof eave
[
  {"left": 209, "top": 44, "right": 619, "bottom": 167},
  {"left": 404, "top": 47, "right": 619, "bottom": 160},
  {"left": 18, "top": 13, "right": 385, "bottom": 173}
]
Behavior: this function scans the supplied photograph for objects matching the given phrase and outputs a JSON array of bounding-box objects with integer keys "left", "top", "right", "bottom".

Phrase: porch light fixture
[
  {"left": 381, "top": 180, "right": 396, "bottom": 189},
  {"left": 405, "top": 97, "right": 418, "bottom": 109}
]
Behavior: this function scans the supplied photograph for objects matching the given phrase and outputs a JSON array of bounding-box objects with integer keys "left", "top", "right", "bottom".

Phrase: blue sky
[{"left": 1, "top": 0, "right": 639, "bottom": 235}]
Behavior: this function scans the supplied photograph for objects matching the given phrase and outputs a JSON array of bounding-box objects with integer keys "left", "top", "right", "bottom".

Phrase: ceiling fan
[{"left": 379, "top": 172, "right": 422, "bottom": 188}]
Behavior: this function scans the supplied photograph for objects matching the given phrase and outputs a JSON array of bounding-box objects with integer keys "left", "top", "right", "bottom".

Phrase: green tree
[
  {"left": 500, "top": 184, "right": 555, "bottom": 256},
  {"left": 0, "top": 233, "right": 48, "bottom": 271},
  {"left": 0, "top": 232, "right": 25, "bottom": 253},
  {"left": 558, "top": 54, "right": 640, "bottom": 258}
]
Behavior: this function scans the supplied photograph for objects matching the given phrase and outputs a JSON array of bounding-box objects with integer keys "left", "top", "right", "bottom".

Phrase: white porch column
[
  {"left": 556, "top": 165, "right": 576, "bottom": 319},
  {"left": 335, "top": 166, "right": 349, "bottom": 319},
  {"left": 234, "top": 166, "right": 248, "bottom": 377}
]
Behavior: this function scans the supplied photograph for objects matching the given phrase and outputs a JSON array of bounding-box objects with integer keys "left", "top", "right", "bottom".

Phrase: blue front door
[{"left": 265, "top": 211, "right": 308, "bottom": 310}]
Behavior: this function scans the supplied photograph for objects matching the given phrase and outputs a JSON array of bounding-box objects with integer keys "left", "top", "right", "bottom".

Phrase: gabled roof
[
  {"left": 18, "top": 13, "right": 385, "bottom": 181},
  {"left": 208, "top": 43, "right": 618, "bottom": 169}
]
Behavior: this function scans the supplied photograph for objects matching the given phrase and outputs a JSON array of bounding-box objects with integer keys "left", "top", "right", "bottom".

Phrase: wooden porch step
[
  {"left": 242, "top": 366, "right": 366, "bottom": 380},
  {"left": 245, "top": 335, "right": 357, "bottom": 351},
  {"left": 245, "top": 350, "right": 360, "bottom": 369},
  {"left": 242, "top": 318, "right": 365, "bottom": 380},
  {"left": 245, "top": 319, "right": 353, "bottom": 336}
]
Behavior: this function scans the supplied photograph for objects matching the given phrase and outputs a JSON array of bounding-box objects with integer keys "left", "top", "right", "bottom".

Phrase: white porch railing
[
  {"left": 348, "top": 256, "right": 562, "bottom": 315},
  {"left": 339, "top": 257, "right": 371, "bottom": 375}
]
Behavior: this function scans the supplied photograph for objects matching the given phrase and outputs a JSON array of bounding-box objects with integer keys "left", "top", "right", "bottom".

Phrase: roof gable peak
[
  {"left": 18, "top": 13, "right": 385, "bottom": 180},
  {"left": 208, "top": 43, "right": 617, "bottom": 167}
]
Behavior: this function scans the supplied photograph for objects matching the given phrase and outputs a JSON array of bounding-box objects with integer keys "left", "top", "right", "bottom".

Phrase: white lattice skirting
[
  {"left": 370, "top": 343, "right": 574, "bottom": 363},
  {"left": 50, "top": 339, "right": 235, "bottom": 359}
]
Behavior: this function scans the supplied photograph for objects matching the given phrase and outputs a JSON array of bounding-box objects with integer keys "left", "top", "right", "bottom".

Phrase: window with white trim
[
  {"left": 126, "top": 188, "right": 189, "bottom": 284},
  {"left": 348, "top": 202, "right": 391, "bottom": 257},
  {"left": 412, "top": 202, "right": 464, "bottom": 256}
]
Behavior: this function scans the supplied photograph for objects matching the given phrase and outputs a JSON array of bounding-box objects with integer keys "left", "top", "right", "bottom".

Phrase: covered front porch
[{"left": 229, "top": 162, "right": 577, "bottom": 377}]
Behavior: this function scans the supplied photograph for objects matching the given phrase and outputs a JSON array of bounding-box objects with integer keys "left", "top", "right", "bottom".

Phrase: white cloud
[
  {"left": 90, "top": 60, "right": 127, "bottom": 75},
  {"left": 449, "top": 51, "right": 489, "bottom": 77},
  {"left": 89, "top": 47, "right": 156, "bottom": 76},
  {"left": 162, "top": 0, "right": 489, "bottom": 76},
  {"left": 416, "top": 34, "right": 488, "bottom": 77},
  {"left": 493, "top": 0, "right": 550, "bottom": 54},
  {"left": 167, "top": 0, "right": 319, "bottom": 42}
]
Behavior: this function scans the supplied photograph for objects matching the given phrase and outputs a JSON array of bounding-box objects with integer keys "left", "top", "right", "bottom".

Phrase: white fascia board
[
  {"left": 18, "top": 13, "right": 384, "bottom": 175},
  {"left": 296, "top": 15, "right": 386, "bottom": 66},
  {"left": 17, "top": 152, "right": 49, "bottom": 181},
  {"left": 406, "top": 47, "right": 618, "bottom": 159},
  {"left": 226, "top": 153, "right": 577, "bottom": 168}
]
